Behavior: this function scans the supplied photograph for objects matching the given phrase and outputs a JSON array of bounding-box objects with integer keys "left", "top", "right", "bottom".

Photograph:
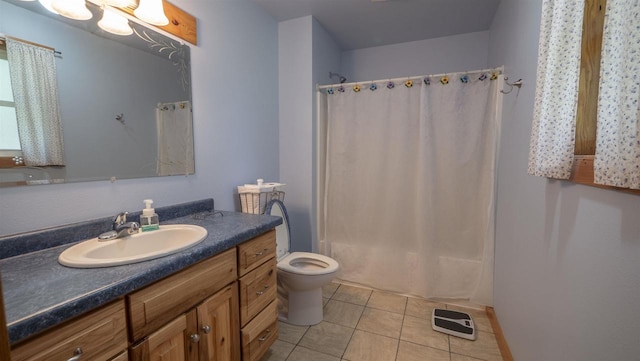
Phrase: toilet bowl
[{"left": 266, "top": 199, "right": 339, "bottom": 326}]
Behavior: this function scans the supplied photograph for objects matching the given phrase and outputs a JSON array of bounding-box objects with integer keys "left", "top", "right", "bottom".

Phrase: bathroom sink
[{"left": 58, "top": 224, "right": 208, "bottom": 268}]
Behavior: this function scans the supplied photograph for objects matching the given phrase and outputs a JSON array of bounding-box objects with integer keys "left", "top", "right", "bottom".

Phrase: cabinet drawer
[
  {"left": 241, "top": 300, "right": 278, "bottom": 361},
  {"left": 239, "top": 257, "right": 277, "bottom": 326},
  {"left": 11, "top": 300, "right": 127, "bottom": 361},
  {"left": 237, "top": 230, "right": 276, "bottom": 277},
  {"left": 128, "top": 248, "right": 237, "bottom": 341}
]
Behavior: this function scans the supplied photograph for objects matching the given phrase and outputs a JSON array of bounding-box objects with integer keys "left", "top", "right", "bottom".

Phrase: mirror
[{"left": 0, "top": 0, "right": 193, "bottom": 187}]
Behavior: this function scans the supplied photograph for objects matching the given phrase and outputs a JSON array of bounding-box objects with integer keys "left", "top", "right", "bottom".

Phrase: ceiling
[{"left": 251, "top": 0, "right": 501, "bottom": 50}]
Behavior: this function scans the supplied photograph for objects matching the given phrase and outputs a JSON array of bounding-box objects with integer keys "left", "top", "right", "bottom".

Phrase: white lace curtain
[
  {"left": 529, "top": 0, "right": 640, "bottom": 188},
  {"left": 321, "top": 70, "right": 502, "bottom": 305},
  {"left": 528, "top": 0, "right": 584, "bottom": 179},
  {"left": 594, "top": 1, "right": 640, "bottom": 188},
  {"left": 6, "top": 38, "right": 65, "bottom": 166}
]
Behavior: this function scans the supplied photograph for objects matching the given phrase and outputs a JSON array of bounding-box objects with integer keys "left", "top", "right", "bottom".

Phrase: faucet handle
[{"left": 113, "top": 212, "right": 128, "bottom": 227}]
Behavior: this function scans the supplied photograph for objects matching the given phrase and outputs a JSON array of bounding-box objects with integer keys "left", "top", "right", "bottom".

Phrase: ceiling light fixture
[
  {"left": 134, "top": 0, "right": 168, "bottom": 26},
  {"left": 52, "top": 0, "right": 93, "bottom": 20},
  {"left": 98, "top": 6, "right": 133, "bottom": 36}
]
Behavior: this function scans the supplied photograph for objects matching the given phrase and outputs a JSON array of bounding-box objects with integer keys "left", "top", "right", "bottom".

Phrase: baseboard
[{"left": 486, "top": 306, "right": 514, "bottom": 361}]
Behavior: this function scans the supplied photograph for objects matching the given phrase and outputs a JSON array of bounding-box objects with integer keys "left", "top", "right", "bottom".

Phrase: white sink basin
[{"left": 58, "top": 224, "right": 208, "bottom": 268}]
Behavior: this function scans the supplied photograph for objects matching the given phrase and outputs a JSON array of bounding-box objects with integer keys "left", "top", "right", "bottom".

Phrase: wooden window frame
[
  {"left": 0, "top": 40, "right": 23, "bottom": 169},
  {"left": 571, "top": 0, "right": 640, "bottom": 194}
]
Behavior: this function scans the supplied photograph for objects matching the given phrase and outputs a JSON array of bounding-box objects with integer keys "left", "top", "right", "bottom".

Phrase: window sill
[{"left": 569, "top": 155, "right": 640, "bottom": 195}]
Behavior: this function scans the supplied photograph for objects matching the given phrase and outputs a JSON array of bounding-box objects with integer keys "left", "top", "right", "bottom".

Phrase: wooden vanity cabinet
[{"left": 7, "top": 229, "right": 279, "bottom": 361}]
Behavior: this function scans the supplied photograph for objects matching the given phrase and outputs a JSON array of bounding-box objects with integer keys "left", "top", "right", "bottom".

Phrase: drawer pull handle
[
  {"left": 256, "top": 284, "right": 270, "bottom": 295},
  {"left": 258, "top": 329, "right": 271, "bottom": 342},
  {"left": 255, "top": 248, "right": 269, "bottom": 256},
  {"left": 201, "top": 325, "right": 212, "bottom": 334},
  {"left": 67, "top": 347, "right": 83, "bottom": 361},
  {"left": 190, "top": 333, "right": 201, "bottom": 343}
]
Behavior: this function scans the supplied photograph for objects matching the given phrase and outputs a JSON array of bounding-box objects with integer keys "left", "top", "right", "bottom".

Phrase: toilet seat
[
  {"left": 265, "top": 199, "right": 339, "bottom": 276},
  {"left": 278, "top": 251, "right": 340, "bottom": 276}
]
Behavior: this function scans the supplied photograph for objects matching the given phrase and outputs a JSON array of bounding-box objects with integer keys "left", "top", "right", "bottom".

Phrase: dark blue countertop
[{"left": 0, "top": 199, "right": 281, "bottom": 344}]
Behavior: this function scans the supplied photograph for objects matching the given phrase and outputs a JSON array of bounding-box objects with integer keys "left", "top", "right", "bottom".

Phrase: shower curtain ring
[{"left": 500, "top": 76, "right": 523, "bottom": 94}]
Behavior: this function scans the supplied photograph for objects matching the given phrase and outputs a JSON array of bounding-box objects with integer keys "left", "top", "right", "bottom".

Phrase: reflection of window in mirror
[{"left": 0, "top": 40, "right": 23, "bottom": 168}]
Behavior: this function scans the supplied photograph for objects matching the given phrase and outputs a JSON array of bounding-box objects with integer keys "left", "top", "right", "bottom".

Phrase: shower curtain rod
[
  {"left": 316, "top": 66, "right": 506, "bottom": 90},
  {"left": 0, "top": 33, "right": 62, "bottom": 55}
]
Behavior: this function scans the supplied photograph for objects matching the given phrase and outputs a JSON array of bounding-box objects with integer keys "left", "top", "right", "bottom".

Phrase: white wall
[
  {"left": 489, "top": 0, "right": 640, "bottom": 359},
  {"left": 341, "top": 31, "right": 490, "bottom": 83},
  {"left": 278, "top": 16, "right": 341, "bottom": 252},
  {"left": 278, "top": 16, "right": 313, "bottom": 252},
  {"left": 0, "top": 1, "right": 280, "bottom": 236}
]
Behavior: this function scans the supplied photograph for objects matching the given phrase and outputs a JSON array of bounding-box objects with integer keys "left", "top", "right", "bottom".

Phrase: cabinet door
[
  {"left": 110, "top": 350, "right": 129, "bottom": 361},
  {"left": 131, "top": 315, "right": 188, "bottom": 361},
  {"left": 197, "top": 283, "right": 240, "bottom": 361}
]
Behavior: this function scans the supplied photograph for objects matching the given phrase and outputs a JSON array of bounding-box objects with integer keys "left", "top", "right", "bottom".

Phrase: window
[
  {"left": 568, "top": 0, "right": 640, "bottom": 194},
  {"left": 0, "top": 41, "right": 22, "bottom": 168}
]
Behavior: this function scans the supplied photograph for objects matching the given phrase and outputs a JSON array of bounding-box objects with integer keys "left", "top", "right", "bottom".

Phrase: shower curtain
[
  {"left": 156, "top": 101, "right": 194, "bottom": 176},
  {"left": 321, "top": 71, "right": 502, "bottom": 305}
]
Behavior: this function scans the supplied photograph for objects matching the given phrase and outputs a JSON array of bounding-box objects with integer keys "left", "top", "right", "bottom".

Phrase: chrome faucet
[{"left": 98, "top": 212, "right": 140, "bottom": 240}]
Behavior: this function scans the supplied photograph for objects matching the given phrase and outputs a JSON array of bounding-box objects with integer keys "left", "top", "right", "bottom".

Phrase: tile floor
[{"left": 260, "top": 282, "right": 504, "bottom": 361}]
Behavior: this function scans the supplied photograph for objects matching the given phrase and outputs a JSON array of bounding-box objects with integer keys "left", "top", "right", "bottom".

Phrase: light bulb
[
  {"left": 38, "top": 0, "right": 59, "bottom": 14},
  {"left": 102, "top": 0, "right": 132, "bottom": 8},
  {"left": 98, "top": 6, "right": 132, "bottom": 36},
  {"left": 51, "top": 0, "right": 93, "bottom": 20},
  {"left": 134, "top": 0, "right": 168, "bottom": 26}
]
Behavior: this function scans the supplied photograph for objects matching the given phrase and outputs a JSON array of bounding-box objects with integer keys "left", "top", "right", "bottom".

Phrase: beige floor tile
[
  {"left": 396, "top": 341, "right": 450, "bottom": 361},
  {"left": 405, "top": 297, "right": 446, "bottom": 319},
  {"left": 366, "top": 291, "right": 407, "bottom": 314},
  {"left": 450, "top": 353, "right": 486, "bottom": 361},
  {"left": 356, "top": 307, "right": 403, "bottom": 339},
  {"left": 298, "top": 321, "right": 354, "bottom": 358},
  {"left": 287, "top": 345, "right": 341, "bottom": 361},
  {"left": 449, "top": 330, "right": 502, "bottom": 361},
  {"left": 446, "top": 304, "right": 493, "bottom": 333},
  {"left": 323, "top": 282, "right": 340, "bottom": 299},
  {"left": 342, "top": 330, "right": 398, "bottom": 361},
  {"left": 332, "top": 284, "right": 372, "bottom": 305},
  {"left": 259, "top": 340, "right": 295, "bottom": 361},
  {"left": 400, "top": 315, "right": 449, "bottom": 352},
  {"left": 323, "top": 299, "right": 365, "bottom": 328},
  {"left": 277, "top": 321, "right": 309, "bottom": 344}
]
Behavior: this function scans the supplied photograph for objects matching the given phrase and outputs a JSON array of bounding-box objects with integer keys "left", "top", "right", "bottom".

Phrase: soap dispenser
[{"left": 140, "top": 199, "right": 159, "bottom": 232}]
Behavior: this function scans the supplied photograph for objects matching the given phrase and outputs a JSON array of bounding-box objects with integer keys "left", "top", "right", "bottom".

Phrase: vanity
[{"left": 0, "top": 199, "right": 280, "bottom": 361}]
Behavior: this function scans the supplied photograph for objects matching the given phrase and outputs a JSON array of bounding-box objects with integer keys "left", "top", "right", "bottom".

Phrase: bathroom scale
[{"left": 431, "top": 308, "right": 476, "bottom": 340}]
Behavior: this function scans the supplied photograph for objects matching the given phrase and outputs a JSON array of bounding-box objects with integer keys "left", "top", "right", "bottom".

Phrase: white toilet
[{"left": 266, "top": 199, "right": 339, "bottom": 326}]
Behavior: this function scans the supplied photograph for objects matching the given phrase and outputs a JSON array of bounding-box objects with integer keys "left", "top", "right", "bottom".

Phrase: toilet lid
[{"left": 265, "top": 199, "right": 290, "bottom": 260}]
